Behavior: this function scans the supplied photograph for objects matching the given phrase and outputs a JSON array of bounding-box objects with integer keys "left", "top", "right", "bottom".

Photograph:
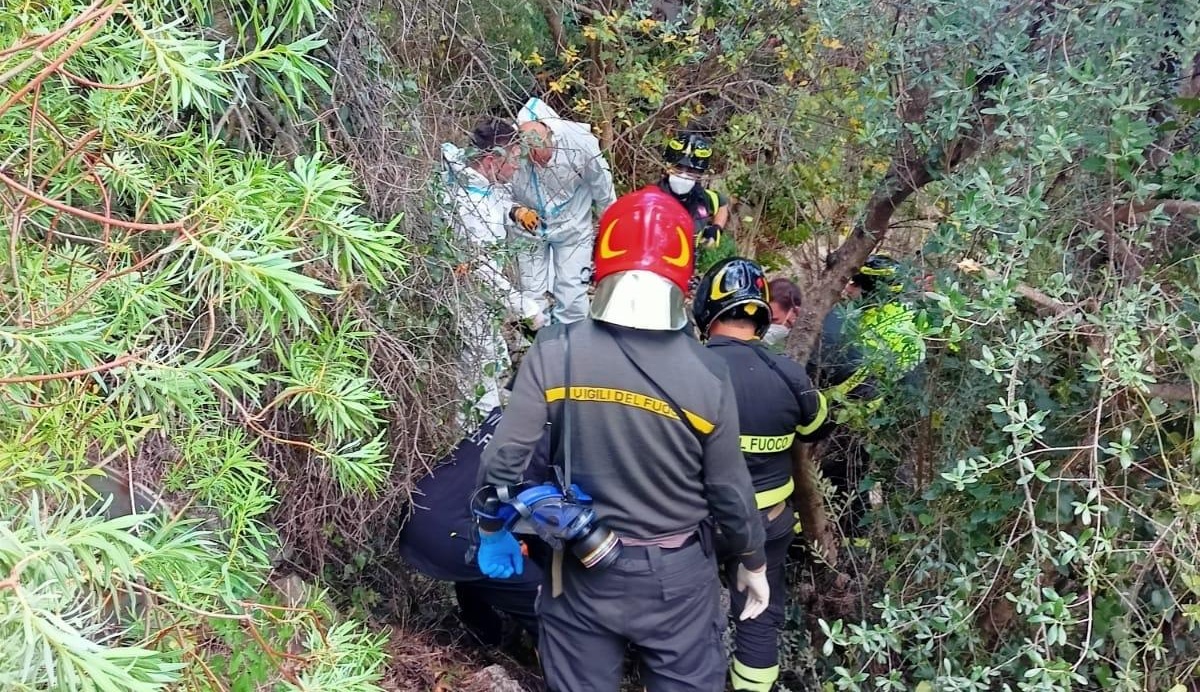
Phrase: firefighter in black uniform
[
  {"left": 656, "top": 131, "right": 735, "bottom": 281},
  {"left": 473, "top": 187, "right": 768, "bottom": 692},
  {"left": 396, "top": 406, "right": 548, "bottom": 644},
  {"left": 807, "top": 255, "right": 922, "bottom": 536},
  {"left": 693, "top": 257, "right": 830, "bottom": 692}
]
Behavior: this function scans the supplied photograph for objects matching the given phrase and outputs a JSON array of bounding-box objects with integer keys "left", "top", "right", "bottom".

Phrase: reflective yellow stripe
[
  {"left": 861, "top": 303, "right": 926, "bottom": 373},
  {"left": 858, "top": 265, "right": 894, "bottom": 277},
  {"left": 833, "top": 395, "right": 884, "bottom": 428},
  {"left": 826, "top": 368, "right": 869, "bottom": 398},
  {"left": 544, "top": 386, "right": 715, "bottom": 434},
  {"left": 706, "top": 188, "right": 721, "bottom": 213},
  {"left": 740, "top": 433, "right": 794, "bottom": 454},
  {"left": 754, "top": 478, "right": 793, "bottom": 510},
  {"left": 795, "top": 390, "right": 828, "bottom": 436},
  {"left": 730, "top": 658, "right": 779, "bottom": 691}
]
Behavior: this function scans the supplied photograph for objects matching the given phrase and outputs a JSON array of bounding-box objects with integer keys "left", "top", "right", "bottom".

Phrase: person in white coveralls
[
  {"left": 511, "top": 97, "right": 618, "bottom": 325},
  {"left": 440, "top": 118, "right": 548, "bottom": 421}
]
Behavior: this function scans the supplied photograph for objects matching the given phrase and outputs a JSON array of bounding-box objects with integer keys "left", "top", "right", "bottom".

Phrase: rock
[{"left": 464, "top": 664, "right": 528, "bottom": 692}]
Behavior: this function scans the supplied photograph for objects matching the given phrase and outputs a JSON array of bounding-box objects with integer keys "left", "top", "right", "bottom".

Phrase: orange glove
[{"left": 509, "top": 205, "right": 542, "bottom": 233}]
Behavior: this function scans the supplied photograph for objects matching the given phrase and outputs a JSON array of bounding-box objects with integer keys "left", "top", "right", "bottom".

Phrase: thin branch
[
  {"left": 0, "top": 4, "right": 117, "bottom": 118},
  {"left": 0, "top": 0, "right": 108, "bottom": 60},
  {"left": 0, "top": 53, "right": 42, "bottom": 92},
  {"left": 31, "top": 240, "right": 180, "bottom": 327},
  {"left": 0, "top": 353, "right": 136, "bottom": 384},
  {"left": 955, "top": 258, "right": 1078, "bottom": 317},
  {"left": 957, "top": 259, "right": 1196, "bottom": 403},
  {"left": 53, "top": 66, "right": 157, "bottom": 91},
  {"left": 1100, "top": 198, "right": 1200, "bottom": 228},
  {"left": 0, "top": 170, "right": 185, "bottom": 232},
  {"left": 1140, "top": 199, "right": 1200, "bottom": 220},
  {"left": 36, "top": 129, "right": 101, "bottom": 194}
]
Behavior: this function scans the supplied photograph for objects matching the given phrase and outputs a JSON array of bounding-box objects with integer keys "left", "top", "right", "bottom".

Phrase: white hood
[
  {"left": 516, "top": 97, "right": 562, "bottom": 125},
  {"left": 441, "top": 142, "right": 468, "bottom": 174}
]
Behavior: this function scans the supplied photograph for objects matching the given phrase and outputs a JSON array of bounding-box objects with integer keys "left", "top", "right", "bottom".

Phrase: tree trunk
[{"left": 532, "top": 0, "right": 566, "bottom": 52}]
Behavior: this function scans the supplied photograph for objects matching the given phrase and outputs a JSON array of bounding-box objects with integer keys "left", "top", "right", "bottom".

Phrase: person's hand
[
  {"left": 477, "top": 529, "right": 524, "bottom": 579},
  {"left": 525, "top": 312, "right": 547, "bottom": 331},
  {"left": 735, "top": 563, "right": 769, "bottom": 620},
  {"left": 698, "top": 223, "right": 722, "bottom": 249},
  {"left": 509, "top": 205, "right": 542, "bottom": 234}
]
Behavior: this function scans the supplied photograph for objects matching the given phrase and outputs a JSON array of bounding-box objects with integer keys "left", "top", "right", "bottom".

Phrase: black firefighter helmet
[
  {"left": 663, "top": 131, "right": 713, "bottom": 174},
  {"left": 692, "top": 257, "right": 772, "bottom": 338},
  {"left": 851, "top": 254, "right": 903, "bottom": 295}
]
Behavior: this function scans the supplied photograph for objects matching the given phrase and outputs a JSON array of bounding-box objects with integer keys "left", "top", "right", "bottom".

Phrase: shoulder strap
[
  {"left": 556, "top": 323, "right": 576, "bottom": 497},
  {"left": 605, "top": 327, "right": 705, "bottom": 443}
]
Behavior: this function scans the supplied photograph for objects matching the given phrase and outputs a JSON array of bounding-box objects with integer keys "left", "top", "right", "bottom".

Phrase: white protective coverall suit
[
  {"left": 440, "top": 143, "right": 547, "bottom": 420},
  {"left": 511, "top": 98, "right": 617, "bottom": 324}
]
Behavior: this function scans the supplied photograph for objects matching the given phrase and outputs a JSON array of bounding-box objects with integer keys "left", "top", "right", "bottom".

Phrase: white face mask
[
  {"left": 667, "top": 174, "right": 696, "bottom": 195},
  {"left": 763, "top": 323, "right": 790, "bottom": 346}
]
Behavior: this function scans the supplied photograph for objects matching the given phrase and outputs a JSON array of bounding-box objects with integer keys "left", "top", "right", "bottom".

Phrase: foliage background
[{"left": 2, "top": 0, "right": 1198, "bottom": 689}]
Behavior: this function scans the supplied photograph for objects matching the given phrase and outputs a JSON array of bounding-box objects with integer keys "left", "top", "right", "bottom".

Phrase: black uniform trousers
[
  {"left": 726, "top": 502, "right": 795, "bottom": 689},
  {"left": 821, "top": 428, "right": 871, "bottom": 536},
  {"left": 454, "top": 572, "right": 541, "bottom": 645},
  {"left": 537, "top": 537, "right": 725, "bottom": 692}
]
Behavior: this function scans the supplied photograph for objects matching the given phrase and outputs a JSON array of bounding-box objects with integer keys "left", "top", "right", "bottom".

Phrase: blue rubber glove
[{"left": 477, "top": 529, "right": 523, "bottom": 579}]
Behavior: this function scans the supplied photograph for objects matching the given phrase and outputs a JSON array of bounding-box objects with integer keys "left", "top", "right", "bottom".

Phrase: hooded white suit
[
  {"left": 511, "top": 98, "right": 617, "bottom": 324},
  {"left": 440, "top": 143, "right": 547, "bottom": 420}
]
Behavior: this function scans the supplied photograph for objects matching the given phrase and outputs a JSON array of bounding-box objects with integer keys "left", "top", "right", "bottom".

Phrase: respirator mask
[{"left": 475, "top": 482, "right": 623, "bottom": 570}]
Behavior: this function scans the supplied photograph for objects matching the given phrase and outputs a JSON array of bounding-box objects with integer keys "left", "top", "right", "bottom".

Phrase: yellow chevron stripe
[{"left": 544, "top": 386, "right": 714, "bottom": 434}]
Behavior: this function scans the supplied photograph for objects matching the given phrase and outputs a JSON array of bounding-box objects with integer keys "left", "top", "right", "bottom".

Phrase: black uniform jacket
[
  {"left": 705, "top": 336, "right": 829, "bottom": 501},
  {"left": 397, "top": 407, "right": 549, "bottom": 583}
]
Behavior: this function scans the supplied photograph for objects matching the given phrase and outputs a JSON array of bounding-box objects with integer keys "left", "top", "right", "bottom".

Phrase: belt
[
  {"left": 618, "top": 533, "right": 700, "bottom": 560},
  {"left": 754, "top": 479, "right": 794, "bottom": 510},
  {"left": 764, "top": 501, "right": 787, "bottom": 522}
]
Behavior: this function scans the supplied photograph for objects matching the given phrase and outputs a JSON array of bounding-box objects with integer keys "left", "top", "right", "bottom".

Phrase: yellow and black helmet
[
  {"left": 851, "top": 254, "right": 903, "bottom": 294},
  {"left": 663, "top": 131, "right": 713, "bottom": 173},
  {"left": 692, "top": 257, "right": 772, "bottom": 338}
]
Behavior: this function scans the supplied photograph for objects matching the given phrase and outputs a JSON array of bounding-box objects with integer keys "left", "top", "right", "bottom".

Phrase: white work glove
[{"left": 735, "top": 564, "right": 770, "bottom": 621}]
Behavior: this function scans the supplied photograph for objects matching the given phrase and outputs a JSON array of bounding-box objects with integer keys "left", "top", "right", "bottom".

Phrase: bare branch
[
  {"left": 0, "top": 170, "right": 184, "bottom": 232},
  {"left": 955, "top": 258, "right": 1078, "bottom": 317},
  {"left": 1144, "top": 382, "right": 1196, "bottom": 403},
  {"left": 0, "top": 353, "right": 136, "bottom": 385},
  {"left": 532, "top": 0, "right": 566, "bottom": 52}
]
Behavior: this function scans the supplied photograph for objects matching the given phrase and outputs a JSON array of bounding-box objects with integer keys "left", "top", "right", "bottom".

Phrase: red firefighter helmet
[{"left": 590, "top": 187, "right": 696, "bottom": 330}]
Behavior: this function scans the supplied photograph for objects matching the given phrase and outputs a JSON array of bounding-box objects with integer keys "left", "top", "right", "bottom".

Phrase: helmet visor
[{"left": 591, "top": 270, "right": 688, "bottom": 331}]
